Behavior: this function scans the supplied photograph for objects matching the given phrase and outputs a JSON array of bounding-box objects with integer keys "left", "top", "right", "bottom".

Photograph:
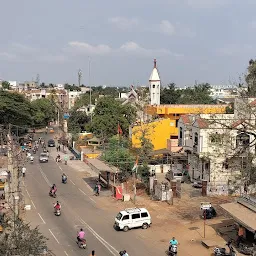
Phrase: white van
[{"left": 114, "top": 208, "right": 151, "bottom": 232}]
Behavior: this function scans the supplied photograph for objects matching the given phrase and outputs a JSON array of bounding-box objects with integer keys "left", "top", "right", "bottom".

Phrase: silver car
[{"left": 39, "top": 153, "right": 49, "bottom": 163}]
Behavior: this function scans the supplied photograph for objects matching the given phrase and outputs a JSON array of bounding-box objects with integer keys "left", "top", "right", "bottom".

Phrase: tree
[
  {"left": 64, "top": 83, "right": 81, "bottom": 91},
  {"left": 0, "top": 217, "right": 48, "bottom": 256},
  {"left": 102, "top": 136, "right": 135, "bottom": 178},
  {"left": 245, "top": 59, "right": 256, "bottom": 96},
  {"left": 68, "top": 110, "right": 89, "bottom": 134},
  {"left": 0, "top": 91, "right": 33, "bottom": 126},
  {"left": 160, "top": 83, "right": 181, "bottom": 104},
  {"left": 1, "top": 81, "right": 11, "bottom": 90},
  {"left": 87, "top": 97, "right": 137, "bottom": 140},
  {"left": 160, "top": 83, "right": 214, "bottom": 104},
  {"left": 73, "top": 93, "right": 96, "bottom": 109},
  {"left": 31, "top": 98, "right": 56, "bottom": 127}
]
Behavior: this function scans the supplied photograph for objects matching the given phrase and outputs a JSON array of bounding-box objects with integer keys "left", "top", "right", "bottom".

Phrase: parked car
[
  {"left": 47, "top": 139, "right": 55, "bottom": 147},
  {"left": 114, "top": 208, "right": 151, "bottom": 232},
  {"left": 39, "top": 153, "right": 49, "bottom": 163},
  {"left": 165, "top": 171, "right": 185, "bottom": 183},
  {"left": 49, "top": 127, "right": 54, "bottom": 133}
]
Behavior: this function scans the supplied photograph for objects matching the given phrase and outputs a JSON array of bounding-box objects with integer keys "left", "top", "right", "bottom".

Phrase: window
[
  {"left": 194, "top": 132, "right": 198, "bottom": 145},
  {"left": 152, "top": 84, "right": 155, "bottom": 88},
  {"left": 175, "top": 120, "right": 179, "bottom": 127},
  {"left": 179, "top": 127, "right": 183, "bottom": 139},
  {"left": 236, "top": 133, "right": 249, "bottom": 147},
  {"left": 132, "top": 213, "right": 140, "bottom": 219},
  {"left": 122, "top": 215, "right": 129, "bottom": 220},
  {"left": 210, "top": 133, "right": 223, "bottom": 144},
  {"left": 141, "top": 212, "right": 148, "bottom": 218}
]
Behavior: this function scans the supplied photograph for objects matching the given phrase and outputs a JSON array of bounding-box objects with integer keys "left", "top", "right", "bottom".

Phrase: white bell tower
[{"left": 149, "top": 59, "right": 161, "bottom": 105}]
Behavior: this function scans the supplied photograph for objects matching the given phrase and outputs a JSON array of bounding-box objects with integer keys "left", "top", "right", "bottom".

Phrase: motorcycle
[
  {"left": 54, "top": 209, "right": 61, "bottom": 216},
  {"left": 119, "top": 251, "right": 128, "bottom": 256},
  {"left": 64, "top": 160, "right": 67, "bottom": 165},
  {"left": 49, "top": 190, "right": 57, "bottom": 198},
  {"left": 214, "top": 241, "right": 236, "bottom": 256},
  {"left": 33, "top": 149, "right": 36, "bottom": 154},
  {"left": 168, "top": 245, "right": 178, "bottom": 255},
  {"left": 62, "top": 177, "right": 67, "bottom": 184},
  {"left": 30, "top": 159, "right": 34, "bottom": 164},
  {"left": 76, "top": 239, "right": 87, "bottom": 249}
]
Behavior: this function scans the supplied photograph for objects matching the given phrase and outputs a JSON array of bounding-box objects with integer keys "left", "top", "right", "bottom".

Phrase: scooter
[
  {"left": 54, "top": 209, "right": 61, "bottom": 216},
  {"left": 214, "top": 241, "right": 236, "bottom": 256},
  {"left": 62, "top": 177, "right": 67, "bottom": 184},
  {"left": 119, "top": 251, "right": 128, "bottom": 256},
  {"left": 76, "top": 239, "right": 87, "bottom": 249},
  {"left": 49, "top": 190, "right": 57, "bottom": 198},
  {"left": 168, "top": 245, "right": 178, "bottom": 255},
  {"left": 30, "top": 159, "right": 34, "bottom": 164}
]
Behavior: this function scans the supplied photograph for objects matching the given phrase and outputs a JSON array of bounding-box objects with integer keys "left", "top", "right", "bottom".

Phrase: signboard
[{"left": 63, "top": 113, "right": 70, "bottom": 119}]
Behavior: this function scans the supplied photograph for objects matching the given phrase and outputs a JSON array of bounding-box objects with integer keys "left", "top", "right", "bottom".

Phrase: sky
[{"left": 0, "top": 0, "right": 256, "bottom": 87}]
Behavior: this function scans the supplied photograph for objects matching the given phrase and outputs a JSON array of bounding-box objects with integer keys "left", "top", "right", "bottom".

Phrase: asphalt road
[{"left": 24, "top": 134, "right": 160, "bottom": 256}]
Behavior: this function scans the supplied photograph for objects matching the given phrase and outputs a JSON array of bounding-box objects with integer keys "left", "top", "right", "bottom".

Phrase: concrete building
[
  {"left": 149, "top": 59, "right": 161, "bottom": 106},
  {"left": 178, "top": 110, "right": 256, "bottom": 195},
  {"left": 68, "top": 90, "right": 83, "bottom": 109},
  {"left": 131, "top": 104, "right": 227, "bottom": 151}
]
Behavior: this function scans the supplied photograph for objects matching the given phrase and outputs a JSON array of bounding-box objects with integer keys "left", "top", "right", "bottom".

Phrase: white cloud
[
  {"left": 0, "top": 52, "right": 18, "bottom": 61},
  {"left": 159, "top": 20, "right": 176, "bottom": 36},
  {"left": 68, "top": 41, "right": 112, "bottom": 55},
  {"left": 67, "top": 40, "right": 183, "bottom": 58},
  {"left": 108, "top": 16, "right": 139, "bottom": 29}
]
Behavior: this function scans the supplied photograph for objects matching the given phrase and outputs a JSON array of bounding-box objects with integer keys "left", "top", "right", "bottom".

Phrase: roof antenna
[{"left": 154, "top": 59, "right": 157, "bottom": 68}]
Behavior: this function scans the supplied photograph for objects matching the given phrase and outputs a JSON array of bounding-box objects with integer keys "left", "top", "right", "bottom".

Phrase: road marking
[
  {"left": 79, "top": 188, "right": 87, "bottom": 196},
  {"left": 31, "top": 199, "right": 36, "bottom": 209},
  {"left": 26, "top": 189, "right": 31, "bottom": 198},
  {"left": 69, "top": 179, "right": 75, "bottom": 185},
  {"left": 38, "top": 165, "right": 51, "bottom": 186},
  {"left": 38, "top": 213, "right": 46, "bottom": 224},
  {"left": 64, "top": 251, "right": 68, "bottom": 256},
  {"left": 49, "top": 229, "right": 60, "bottom": 244},
  {"left": 89, "top": 197, "right": 96, "bottom": 203},
  {"left": 79, "top": 218, "right": 119, "bottom": 256}
]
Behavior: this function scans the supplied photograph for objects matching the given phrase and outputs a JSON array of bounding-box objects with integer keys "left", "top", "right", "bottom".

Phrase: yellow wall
[
  {"left": 132, "top": 118, "right": 176, "bottom": 150},
  {"left": 133, "top": 104, "right": 227, "bottom": 150},
  {"left": 146, "top": 104, "right": 227, "bottom": 117}
]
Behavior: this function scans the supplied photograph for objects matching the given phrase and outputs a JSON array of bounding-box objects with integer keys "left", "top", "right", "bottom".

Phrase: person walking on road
[
  {"left": 90, "top": 250, "right": 95, "bottom": 256},
  {"left": 22, "top": 166, "right": 26, "bottom": 177}
]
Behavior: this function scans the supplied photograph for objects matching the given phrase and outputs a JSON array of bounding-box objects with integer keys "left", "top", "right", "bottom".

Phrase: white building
[
  {"left": 178, "top": 112, "right": 256, "bottom": 195},
  {"left": 149, "top": 59, "right": 161, "bottom": 105},
  {"left": 68, "top": 90, "right": 83, "bottom": 109},
  {"left": 210, "top": 85, "right": 238, "bottom": 99}
]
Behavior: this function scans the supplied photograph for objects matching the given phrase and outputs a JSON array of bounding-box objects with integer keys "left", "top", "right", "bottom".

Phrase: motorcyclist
[
  {"left": 30, "top": 155, "right": 34, "bottom": 162},
  {"left": 169, "top": 237, "right": 178, "bottom": 252},
  {"left": 56, "top": 154, "right": 61, "bottom": 162},
  {"left": 119, "top": 250, "right": 129, "bottom": 256},
  {"left": 54, "top": 201, "right": 61, "bottom": 212},
  {"left": 46, "top": 150, "right": 49, "bottom": 157},
  {"left": 51, "top": 184, "right": 57, "bottom": 195},
  {"left": 170, "top": 237, "right": 178, "bottom": 246},
  {"left": 77, "top": 228, "right": 85, "bottom": 242},
  {"left": 62, "top": 173, "right": 67, "bottom": 182}
]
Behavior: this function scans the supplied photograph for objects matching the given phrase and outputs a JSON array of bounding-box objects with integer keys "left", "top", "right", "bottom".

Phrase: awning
[{"left": 220, "top": 202, "right": 256, "bottom": 232}]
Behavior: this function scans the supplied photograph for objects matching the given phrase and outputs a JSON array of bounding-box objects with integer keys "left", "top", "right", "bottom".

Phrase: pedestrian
[
  {"left": 90, "top": 250, "right": 95, "bottom": 256},
  {"left": 236, "top": 225, "right": 245, "bottom": 247},
  {"left": 94, "top": 184, "right": 99, "bottom": 196},
  {"left": 22, "top": 166, "right": 26, "bottom": 177}
]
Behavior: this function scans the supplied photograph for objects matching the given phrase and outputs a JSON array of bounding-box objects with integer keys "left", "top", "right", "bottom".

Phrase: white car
[{"left": 114, "top": 208, "right": 151, "bottom": 232}]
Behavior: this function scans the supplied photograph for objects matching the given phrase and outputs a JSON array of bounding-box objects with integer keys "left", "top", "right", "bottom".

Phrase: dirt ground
[{"left": 96, "top": 179, "right": 239, "bottom": 256}]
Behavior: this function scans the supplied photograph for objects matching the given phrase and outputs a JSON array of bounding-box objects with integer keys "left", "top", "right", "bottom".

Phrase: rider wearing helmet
[
  {"left": 170, "top": 237, "right": 178, "bottom": 246},
  {"left": 51, "top": 184, "right": 57, "bottom": 195},
  {"left": 77, "top": 228, "right": 85, "bottom": 242}
]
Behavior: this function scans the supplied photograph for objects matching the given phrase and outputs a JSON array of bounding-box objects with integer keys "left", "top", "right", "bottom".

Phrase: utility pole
[
  {"left": 88, "top": 57, "right": 92, "bottom": 122},
  {"left": 78, "top": 69, "right": 82, "bottom": 87},
  {"left": 7, "top": 130, "right": 20, "bottom": 219}
]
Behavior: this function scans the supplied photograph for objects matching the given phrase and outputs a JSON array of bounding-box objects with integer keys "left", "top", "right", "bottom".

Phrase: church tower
[{"left": 149, "top": 59, "right": 161, "bottom": 105}]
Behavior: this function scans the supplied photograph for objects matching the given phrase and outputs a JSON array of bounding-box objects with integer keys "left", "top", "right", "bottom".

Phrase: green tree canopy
[
  {"left": 87, "top": 97, "right": 137, "bottom": 140},
  {"left": 31, "top": 98, "right": 56, "bottom": 127},
  {"left": 0, "top": 217, "right": 48, "bottom": 256},
  {"left": 1, "top": 81, "right": 11, "bottom": 90},
  {"left": 160, "top": 83, "right": 214, "bottom": 104},
  {"left": 68, "top": 110, "right": 89, "bottom": 134},
  {"left": 245, "top": 59, "right": 256, "bottom": 97},
  {"left": 0, "top": 90, "right": 33, "bottom": 125}
]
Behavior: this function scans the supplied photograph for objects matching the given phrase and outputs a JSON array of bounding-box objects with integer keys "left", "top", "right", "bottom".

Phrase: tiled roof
[
  {"left": 231, "top": 119, "right": 245, "bottom": 128},
  {"left": 196, "top": 118, "right": 209, "bottom": 129},
  {"left": 180, "top": 114, "right": 192, "bottom": 124},
  {"left": 250, "top": 99, "right": 256, "bottom": 106}
]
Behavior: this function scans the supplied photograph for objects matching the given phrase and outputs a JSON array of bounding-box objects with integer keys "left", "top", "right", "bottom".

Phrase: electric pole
[{"left": 78, "top": 69, "right": 82, "bottom": 87}]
